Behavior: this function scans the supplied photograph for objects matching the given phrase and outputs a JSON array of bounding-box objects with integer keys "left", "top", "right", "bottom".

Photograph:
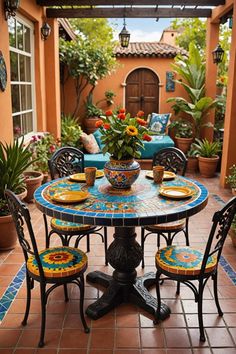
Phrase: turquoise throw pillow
[{"left": 148, "top": 113, "right": 171, "bottom": 134}]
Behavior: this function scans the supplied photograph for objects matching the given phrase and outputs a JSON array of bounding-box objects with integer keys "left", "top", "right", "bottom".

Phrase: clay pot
[
  {"left": 24, "top": 171, "right": 44, "bottom": 202},
  {"left": 175, "top": 137, "right": 193, "bottom": 154},
  {"left": 0, "top": 214, "right": 17, "bottom": 250},
  {"left": 17, "top": 187, "right": 27, "bottom": 201},
  {"left": 84, "top": 117, "right": 100, "bottom": 134},
  {"left": 232, "top": 188, "right": 236, "bottom": 196},
  {"left": 186, "top": 157, "right": 198, "bottom": 173},
  {"left": 198, "top": 155, "right": 219, "bottom": 178}
]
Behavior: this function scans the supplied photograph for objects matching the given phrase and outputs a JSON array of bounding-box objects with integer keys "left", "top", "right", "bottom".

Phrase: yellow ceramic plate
[
  {"left": 145, "top": 171, "right": 176, "bottom": 181},
  {"left": 52, "top": 191, "right": 90, "bottom": 203},
  {"left": 159, "top": 186, "right": 193, "bottom": 199},
  {"left": 69, "top": 170, "right": 104, "bottom": 182}
]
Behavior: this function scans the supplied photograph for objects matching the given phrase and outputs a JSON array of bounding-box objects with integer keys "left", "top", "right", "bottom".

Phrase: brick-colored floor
[{"left": 0, "top": 172, "right": 236, "bottom": 353}]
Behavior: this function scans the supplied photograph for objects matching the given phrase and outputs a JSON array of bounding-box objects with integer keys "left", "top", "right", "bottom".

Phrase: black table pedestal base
[{"left": 86, "top": 271, "right": 171, "bottom": 320}]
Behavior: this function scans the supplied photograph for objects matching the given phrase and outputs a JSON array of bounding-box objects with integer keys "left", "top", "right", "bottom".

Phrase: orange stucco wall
[
  {"left": 62, "top": 55, "right": 187, "bottom": 124},
  {"left": 0, "top": 0, "right": 60, "bottom": 143}
]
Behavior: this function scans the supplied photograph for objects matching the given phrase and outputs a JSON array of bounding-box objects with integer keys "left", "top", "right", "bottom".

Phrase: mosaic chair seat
[
  {"left": 5, "top": 190, "right": 90, "bottom": 348},
  {"left": 141, "top": 147, "right": 189, "bottom": 268},
  {"left": 154, "top": 196, "right": 236, "bottom": 342},
  {"left": 45, "top": 147, "right": 108, "bottom": 265}
]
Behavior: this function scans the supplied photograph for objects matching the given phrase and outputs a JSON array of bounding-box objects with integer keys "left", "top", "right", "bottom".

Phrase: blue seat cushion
[
  {"left": 84, "top": 152, "right": 110, "bottom": 169},
  {"left": 140, "top": 135, "right": 174, "bottom": 159},
  {"left": 93, "top": 130, "right": 105, "bottom": 150},
  {"left": 148, "top": 113, "right": 171, "bottom": 134}
]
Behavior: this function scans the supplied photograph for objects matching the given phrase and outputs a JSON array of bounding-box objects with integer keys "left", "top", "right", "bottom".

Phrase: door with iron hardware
[{"left": 125, "top": 68, "right": 159, "bottom": 117}]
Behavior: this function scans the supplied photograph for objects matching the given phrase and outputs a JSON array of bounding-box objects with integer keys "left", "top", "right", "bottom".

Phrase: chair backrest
[
  {"left": 200, "top": 196, "right": 236, "bottom": 277},
  {"left": 5, "top": 190, "right": 45, "bottom": 279},
  {"left": 152, "top": 147, "right": 187, "bottom": 176},
  {"left": 48, "top": 147, "right": 84, "bottom": 180}
]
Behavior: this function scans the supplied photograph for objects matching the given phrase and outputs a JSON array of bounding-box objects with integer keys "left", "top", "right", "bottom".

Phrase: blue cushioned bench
[{"left": 84, "top": 131, "right": 174, "bottom": 170}]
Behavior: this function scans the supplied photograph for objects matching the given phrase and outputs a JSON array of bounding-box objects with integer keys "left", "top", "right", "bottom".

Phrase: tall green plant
[
  {"left": 167, "top": 42, "right": 218, "bottom": 138},
  {"left": 61, "top": 115, "right": 83, "bottom": 147}
]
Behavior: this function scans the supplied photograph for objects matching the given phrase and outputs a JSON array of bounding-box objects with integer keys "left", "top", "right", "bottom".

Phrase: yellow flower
[{"left": 126, "top": 125, "right": 138, "bottom": 136}]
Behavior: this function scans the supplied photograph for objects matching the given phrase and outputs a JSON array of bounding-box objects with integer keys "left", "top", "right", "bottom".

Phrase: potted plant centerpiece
[
  {"left": 226, "top": 165, "right": 236, "bottom": 196},
  {"left": 169, "top": 118, "right": 194, "bottom": 153},
  {"left": 192, "top": 138, "right": 221, "bottom": 177},
  {"left": 96, "top": 109, "right": 152, "bottom": 189},
  {"left": 0, "top": 139, "right": 35, "bottom": 250}
]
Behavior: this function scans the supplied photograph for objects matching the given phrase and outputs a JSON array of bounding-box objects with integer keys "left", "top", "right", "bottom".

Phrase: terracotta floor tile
[
  {"left": 162, "top": 314, "right": 186, "bottom": 328},
  {"left": 192, "top": 349, "right": 212, "bottom": 354},
  {"left": 139, "top": 313, "right": 155, "bottom": 328},
  {"left": 8, "top": 299, "right": 41, "bottom": 314},
  {"left": 14, "top": 350, "right": 35, "bottom": 354},
  {"left": 141, "top": 350, "right": 165, "bottom": 354},
  {"left": 58, "top": 350, "right": 87, "bottom": 354},
  {"left": 1, "top": 314, "right": 24, "bottom": 328},
  {"left": 0, "top": 329, "right": 22, "bottom": 348},
  {"left": 166, "top": 350, "right": 192, "bottom": 354},
  {"left": 224, "top": 313, "right": 236, "bottom": 327},
  {"left": 116, "top": 328, "right": 140, "bottom": 348},
  {"left": 0, "top": 350, "right": 12, "bottom": 354},
  {"left": 116, "top": 313, "right": 140, "bottom": 327},
  {"left": 17, "top": 329, "right": 61, "bottom": 348},
  {"left": 60, "top": 329, "right": 89, "bottom": 348},
  {"left": 205, "top": 327, "right": 235, "bottom": 347},
  {"left": 90, "top": 329, "right": 115, "bottom": 349},
  {"left": 89, "top": 350, "right": 113, "bottom": 354},
  {"left": 116, "top": 303, "right": 139, "bottom": 315},
  {"left": 0, "top": 264, "right": 20, "bottom": 275},
  {"left": 228, "top": 328, "right": 236, "bottom": 345},
  {"left": 212, "top": 349, "right": 236, "bottom": 354},
  {"left": 188, "top": 329, "right": 209, "bottom": 347},
  {"left": 140, "top": 328, "right": 165, "bottom": 348},
  {"left": 186, "top": 314, "right": 225, "bottom": 328},
  {"left": 0, "top": 276, "right": 14, "bottom": 288},
  {"left": 91, "top": 313, "right": 115, "bottom": 328},
  {"left": 34, "top": 350, "right": 58, "bottom": 354},
  {"left": 164, "top": 328, "right": 191, "bottom": 348},
  {"left": 63, "top": 313, "right": 91, "bottom": 329}
]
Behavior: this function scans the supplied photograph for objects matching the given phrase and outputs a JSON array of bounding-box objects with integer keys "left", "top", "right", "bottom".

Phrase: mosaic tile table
[{"left": 35, "top": 171, "right": 208, "bottom": 320}]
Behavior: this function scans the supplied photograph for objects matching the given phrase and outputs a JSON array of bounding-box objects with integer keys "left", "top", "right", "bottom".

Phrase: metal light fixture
[
  {"left": 229, "top": 17, "right": 233, "bottom": 29},
  {"left": 212, "top": 44, "right": 225, "bottom": 64},
  {"left": 41, "top": 21, "right": 51, "bottom": 41},
  {"left": 4, "top": 0, "right": 20, "bottom": 20},
  {"left": 119, "top": 18, "right": 130, "bottom": 48}
]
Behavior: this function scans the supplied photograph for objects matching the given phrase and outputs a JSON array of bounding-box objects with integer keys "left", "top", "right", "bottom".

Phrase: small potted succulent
[
  {"left": 192, "top": 138, "right": 221, "bottom": 177},
  {"left": 226, "top": 165, "right": 236, "bottom": 196},
  {"left": 169, "top": 118, "right": 194, "bottom": 153}
]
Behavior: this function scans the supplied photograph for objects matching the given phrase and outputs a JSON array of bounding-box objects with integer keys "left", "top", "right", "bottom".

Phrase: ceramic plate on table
[
  {"left": 52, "top": 191, "right": 90, "bottom": 203},
  {"left": 159, "top": 186, "right": 193, "bottom": 199},
  {"left": 69, "top": 170, "right": 104, "bottom": 182},
  {"left": 145, "top": 171, "right": 176, "bottom": 181}
]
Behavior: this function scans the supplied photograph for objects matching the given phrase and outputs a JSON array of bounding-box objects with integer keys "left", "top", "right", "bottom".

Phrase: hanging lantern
[
  {"left": 119, "top": 18, "right": 130, "bottom": 48},
  {"left": 212, "top": 44, "right": 225, "bottom": 64}
]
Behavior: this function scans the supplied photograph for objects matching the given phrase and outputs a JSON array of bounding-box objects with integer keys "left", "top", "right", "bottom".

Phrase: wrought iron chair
[
  {"left": 141, "top": 147, "right": 189, "bottom": 268},
  {"left": 154, "top": 196, "right": 236, "bottom": 342},
  {"left": 46, "top": 147, "right": 108, "bottom": 265},
  {"left": 5, "top": 190, "right": 89, "bottom": 348}
]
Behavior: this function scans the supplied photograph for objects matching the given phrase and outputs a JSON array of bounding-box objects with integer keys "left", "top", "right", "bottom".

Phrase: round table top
[{"left": 34, "top": 171, "right": 208, "bottom": 227}]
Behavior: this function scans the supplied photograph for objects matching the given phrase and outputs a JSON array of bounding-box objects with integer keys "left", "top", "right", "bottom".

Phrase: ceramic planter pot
[
  {"left": 198, "top": 155, "right": 219, "bottom": 178},
  {"left": 186, "top": 157, "right": 198, "bottom": 173},
  {"left": 175, "top": 137, "right": 193, "bottom": 154},
  {"left": 104, "top": 158, "right": 141, "bottom": 189},
  {"left": 24, "top": 171, "right": 44, "bottom": 202},
  {"left": 84, "top": 117, "right": 101, "bottom": 134},
  {"left": 0, "top": 214, "right": 17, "bottom": 250}
]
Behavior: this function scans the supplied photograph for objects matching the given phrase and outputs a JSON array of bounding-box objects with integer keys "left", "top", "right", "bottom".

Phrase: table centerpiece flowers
[{"left": 95, "top": 108, "right": 152, "bottom": 189}]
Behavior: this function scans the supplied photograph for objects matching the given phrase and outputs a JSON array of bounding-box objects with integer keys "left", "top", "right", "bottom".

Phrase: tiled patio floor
[{"left": 0, "top": 172, "right": 236, "bottom": 353}]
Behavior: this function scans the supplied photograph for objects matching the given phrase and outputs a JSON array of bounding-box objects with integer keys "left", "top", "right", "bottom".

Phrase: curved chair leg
[
  {"left": 213, "top": 271, "right": 223, "bottom": 316},
  {"left": 64, "top": 284, "right": 69, "bottom": 302},
  {"left": 43, "top": 214, "right": 50, "bottom": 248},
  {"left": 104, "top": 227, "right": 108, "bottom": 266},
  {"left": 185, "top": 218, "right": 190, "bottom": 246},
  {"left": 176, "top": 281, "right": 180, "bottom": 295},
  {"left": 141, "top": 228, "right": 145, "bottom": 268},
  {"left": 86, "top": 234, "right": 90, "bottom": 253},
  {"left": 153, "top": 270, "right": 162, "bottom": 324},
  {"left": 22, "top": 273, "right": 31, "bottom": 326},
  {"left": 38, "top": 283, "right": 47, "bottom": 348},
  {"left": 78, "top": 275, "right": 90, "bottom": 333},
  {"left": 198, "top": 281, "right": 206, "bottom": 342}
]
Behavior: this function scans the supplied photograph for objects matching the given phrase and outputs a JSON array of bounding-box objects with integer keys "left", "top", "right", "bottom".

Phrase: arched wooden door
[{"left": 125, "top": 68, "right": 159, "bottom": 117}]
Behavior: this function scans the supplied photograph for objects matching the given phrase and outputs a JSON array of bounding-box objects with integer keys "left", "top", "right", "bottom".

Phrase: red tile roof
[{"left": 115, "top": 42, "right": 186, "bottom": 58}]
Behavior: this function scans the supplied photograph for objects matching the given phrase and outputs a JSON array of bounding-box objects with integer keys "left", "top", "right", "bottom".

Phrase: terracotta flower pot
[
  {"left": 84, "top": 117, "right": 101, "bottom": 134},
  {"left": 0, "top": 214, "right": 17, "bottom": 250},
  {"left": 186, "top": 157, "right": 198, "bottom": 173},
  {"left": 232, "top": 188, "right": 236, "bottom": 196},
  {"left": 17, "top": 187, "right": 27, "bottom": 201},
  {"left": 198, "top": 155, "right": 219, "bottom": 178},
  {"left": 24, "top": 171, "right": 44, "bottom": 202},
  {"left": 175, "top": 137, "right": 193, "bottom": 154}
]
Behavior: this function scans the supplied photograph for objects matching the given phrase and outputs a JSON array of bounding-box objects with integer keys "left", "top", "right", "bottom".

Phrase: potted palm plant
[
  {"left": 192, "top": 138, "right": 221, "bottom": 177},
  {"left": 169, "top": 118, "right": 194, "bottom": 153},
  {"left": 0, "top": 139, "right": 34, "bottom": 250},
  {"left": 226, "top": 165, "right": 236, "bottom": 196}
]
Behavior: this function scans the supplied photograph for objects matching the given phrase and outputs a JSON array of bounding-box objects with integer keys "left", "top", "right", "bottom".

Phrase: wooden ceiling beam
[
  {"left": 46, "top": 7, "right": 212, "bottom": 18},
  {"left": 37, "top": 0, "right": 225, "bottom": 6}
]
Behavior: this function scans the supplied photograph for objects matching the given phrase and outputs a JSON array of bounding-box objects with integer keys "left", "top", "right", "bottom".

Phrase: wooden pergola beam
[
  {"left": 37, "top": 0, "right": 225, "bottom": 5},
  {"left": 46, "top": 7, "right": 212, "bottom": 18},
  {"left": 211, "top": 0, "right": 233, "bottom": 23}
]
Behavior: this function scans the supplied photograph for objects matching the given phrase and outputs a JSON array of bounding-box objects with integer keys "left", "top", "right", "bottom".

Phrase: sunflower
[{"left": 126, "top": 125, "right": 138, "bottom": 136}]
